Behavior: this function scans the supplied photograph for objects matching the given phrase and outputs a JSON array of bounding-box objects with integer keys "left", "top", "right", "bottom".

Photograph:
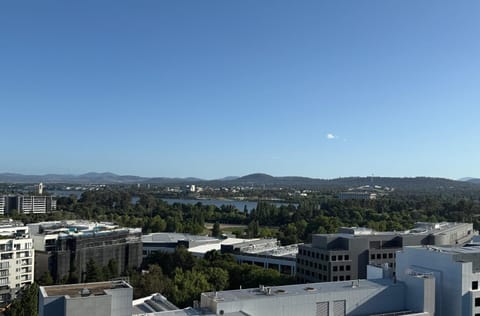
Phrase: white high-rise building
[
  {"left": 0, "top": 221, "right": 34, "bottom": 304},
  {"left": 0, "top": 196, "right": 5, "bottom": 215}
]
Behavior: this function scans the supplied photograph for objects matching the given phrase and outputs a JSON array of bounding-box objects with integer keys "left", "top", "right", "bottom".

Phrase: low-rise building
[
  {"left": 200, "top": 277, "right": 434, "bottom": 316},
  {"left": 39, "top": 280, "right": 133, "bottom": 316},
  {"left": 221, "top": 239, "right": 299, "bottom": 276}
]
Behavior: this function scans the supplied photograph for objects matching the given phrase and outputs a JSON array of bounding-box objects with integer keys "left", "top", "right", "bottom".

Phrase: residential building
[
  {"left": 0, "top": 221, "right": 34, "bottom": 304},
  {"left": 0, "top": 195, "right": 56, "bottom": 214},
  {"left": 0, "top": 196, "right": 5, "bottom": 215},
  {"left": 39, "top": 280, "right": 133, "bottom": 316},
  {"left": 296, "top": 222, "right": 474, "bottom": 283},
  {"left": 30, "top": 221, "right": 142, "bottom": 282}
]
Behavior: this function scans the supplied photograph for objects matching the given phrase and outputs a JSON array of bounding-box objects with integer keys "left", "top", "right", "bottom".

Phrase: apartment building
[
  {"left": 296, "top": 222, "right": 474, "bottom": 283},
  {"left": 0, "top": 195, "right": 56, "bottom": 214},
  {"left": 0, "top": 221, "right": 34, "bottom": 304}
]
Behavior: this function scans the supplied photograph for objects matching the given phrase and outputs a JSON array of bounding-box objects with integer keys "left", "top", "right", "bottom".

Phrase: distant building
[
  {"left": 221, "top": 239, "right": 299, "bottom": 276},
  {"left": 0, "top": 221, "right": 34, "bottom": 304},
  {"left": 337, "top": 191, "right": 376, "bottom": 200},
  {"left": 39, "top": 280, "right": 133, "bottom": 316},
  {"left": 296, "top": 222, "right": 474, "bottom": 283},
  {"left": 0, "top": 195, "right": 56, "bottom": 214},
  {"left": 30, "top": 221, "right": 142, "bottom": 283},
  {"left": 0, "top": 196, "right": 5, "bottom": 215},
  {"left": 142, "top": 233, "right": 298, "bottom": 275}
]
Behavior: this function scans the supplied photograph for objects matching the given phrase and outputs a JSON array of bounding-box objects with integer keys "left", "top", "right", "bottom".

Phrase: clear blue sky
[{"left": 1, "top": 1, "right": 480, "bottom": 179}]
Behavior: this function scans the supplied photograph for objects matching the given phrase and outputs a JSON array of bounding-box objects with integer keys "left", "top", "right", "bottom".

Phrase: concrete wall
[
  {"left": 64, "top": 295, "right": 112, "bottom": 316},
  {"left": 396, "top": 247, "right": 464, "bottom": 316},
  {"left": 104, "top": 287, "right": 133, "bottom": 316}
]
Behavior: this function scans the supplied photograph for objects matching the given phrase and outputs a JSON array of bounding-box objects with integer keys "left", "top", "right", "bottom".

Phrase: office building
[
  {"left": 337, "top": 191, "right": 377, "bottom": 200},
  {"left": 30, "top": 221, "right": 142, "bottom": 282},
  {"left": 296, "top": 222, "right": 474, "bottom": 283},
  {"left": 221, "top": 239, "right": 299, "bottom": 276},
  {"left": 0, "top": 221, "right": 34, "bottom": 304}
]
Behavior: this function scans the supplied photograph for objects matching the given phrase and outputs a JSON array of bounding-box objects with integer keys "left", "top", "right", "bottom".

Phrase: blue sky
[{"left": 1, "top": 1, "right": 480, "bottom": 179}]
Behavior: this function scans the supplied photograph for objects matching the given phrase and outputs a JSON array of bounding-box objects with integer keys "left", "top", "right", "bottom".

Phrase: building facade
[
  {"left": 296, "top": 222, "right": 474, "bottom": 283},
  {"left": 30, "top": 221, "right": 142, "bottom": 282},
  {"left": 200, "top": 277, "right": 434, "bottom": 316},
  {"left": 0, "top": 222, "right": 34, "bottom": 304},
  {"left": 0, "top": 195, "right": 56, "bottom": 214},
  {"left": 397, "top": 244, "right": 480, "bottom": 316},
  {"left": 39, "top": 280, "right": 133, "bottom": 316}
]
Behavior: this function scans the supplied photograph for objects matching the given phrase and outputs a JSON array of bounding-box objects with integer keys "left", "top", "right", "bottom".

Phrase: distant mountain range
[{"left": 1, "top": 172, "right": 479, "bottom": 191}]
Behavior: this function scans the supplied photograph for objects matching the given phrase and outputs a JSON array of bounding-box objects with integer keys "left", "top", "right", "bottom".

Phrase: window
[
  {"left": 371, "top": 254, "right": 375, "bottom": 260},
  {"left": 339, "top": 276, "right": 344, "bottom": 281},
  {"left": 473, "top": 281, "right": 479, "bottom": 290},
  {"left": 344, "top": 255, "right": 349, "bottom": 260},
  {"left": 316, "top": 253, "right": 319, "bottom": 259},
  {"left": 388, "top": 253, "right": 393, "bottom": 259},
  {"left": 333, "top": 266, "right": 338, "bottom": 272},
  {"left": 346, "top": 275, "right": 351, "bottom": 280},
  {"left": 325, "top": 256, "right": 329, "bottom": 261},
  {"left": 340, "top": 266, "right": 344, "bottom": 271},
  {"left": 475, "top": 297, "right": 480, "bottom": 307},
  {"left": 332, "top": 256, "right": 337, "bottom": 261},
  {"left": 346, "top": 265, "right": 351, "bottom": 271},
  {"left": 376, "top": 254, "right": 381, "bottom": 259},
  {"left": 333, "top": 276, "right": 338, "bottom": 281},
  {"left": 382, "top": 253, "right": 387, "bottom": 259},
  {"left": 338, "top": 255, "right": 343, "bottom": 261},
  {"left": 321, "top": 254, "right": 324, "bottom": 260}
]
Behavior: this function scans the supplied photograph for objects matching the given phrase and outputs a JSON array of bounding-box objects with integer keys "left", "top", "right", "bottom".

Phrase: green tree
[
  {"left": 212, "top": 222, "right": 221, "bottom": 237},
  {"left": 85, "top": 258, "right": 103, "bottom": 282},
  {"left": 6, "top": 283, "right": 39, "bottom": 316},
  {"left": 38, "top": 271, "right": 54, "bottom": 286}
]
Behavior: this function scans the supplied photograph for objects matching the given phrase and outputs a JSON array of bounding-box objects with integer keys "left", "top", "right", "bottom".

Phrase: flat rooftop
[
  {"left": 202, "top": 279, "right": 402, "bottom": 303},
  {"left": 42, "top": 281, "right": 131, "bottom": 298},
  {"left": 419, "top": 244, "right": 480, "bottom": 255},
  {"left": 142, "top": 232, "right": 217, "bottom": 244},
  {"left": 318, "top": 222, "right": 471, "bottom": 239}
]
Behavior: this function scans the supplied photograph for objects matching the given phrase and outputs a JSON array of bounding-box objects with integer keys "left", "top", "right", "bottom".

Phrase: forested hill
[
  {"left": 209, "top": 173, "right": 479, "bottom": 191},
  {"left": 0, "top": 172, "right": 478, "bottom": 192}
]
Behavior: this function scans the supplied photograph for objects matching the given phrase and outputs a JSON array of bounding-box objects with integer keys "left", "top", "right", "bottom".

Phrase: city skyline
[{"left": 2, "top": 1, "right": 480, "bottom": 179}]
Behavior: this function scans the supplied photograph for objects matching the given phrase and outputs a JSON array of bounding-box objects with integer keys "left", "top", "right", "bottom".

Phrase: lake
[{"left": 160, "top": 198, "right": 296, "bottom": 212}]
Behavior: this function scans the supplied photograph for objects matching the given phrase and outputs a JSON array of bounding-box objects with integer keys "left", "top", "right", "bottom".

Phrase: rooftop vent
[
  {"left": 304, "top": 287, "right": 316, "bottom": 292},
  {"left": 80, "top": 288, "right": 91, "bottom": 297}
]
